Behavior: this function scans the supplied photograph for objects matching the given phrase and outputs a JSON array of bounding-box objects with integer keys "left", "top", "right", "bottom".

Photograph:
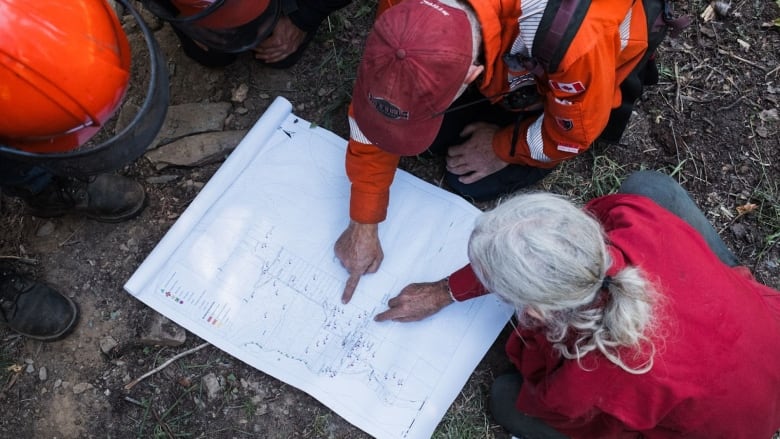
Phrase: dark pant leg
[
  {"left": 428, "top": 88, "right": 554, "bottom": 202},
  {"left": 619, "top": 170, "right": 739, "bottom": 266},
  {"left": 490, "top": 374, "right": 570, "bottom": 439},
  {"left": 445, "top": 165, "right": 553, "bottom": 202},
  {"left": 0, "top": 158, "right": 52, "bottom": 197}
]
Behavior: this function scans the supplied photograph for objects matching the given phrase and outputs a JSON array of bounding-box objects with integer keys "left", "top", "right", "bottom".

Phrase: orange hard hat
[
  {"left": 0, "top": 0, "right": 170, "bottom": 178},
  {"left": 143, "top": 0, "right": 280, "bottom": 53},
  {"left": 0, "top": 0, "right": 131, "bottom": 153}
]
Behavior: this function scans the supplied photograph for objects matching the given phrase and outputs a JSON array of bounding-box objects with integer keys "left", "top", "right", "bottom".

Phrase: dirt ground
[{"left": 0, "top": 1, "right": 778, "bottom": 438}]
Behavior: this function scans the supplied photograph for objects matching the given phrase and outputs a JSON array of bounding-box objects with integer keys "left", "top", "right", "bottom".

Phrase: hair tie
[{"left": 601, "top": 275, "right": 613, "bottom": 291}]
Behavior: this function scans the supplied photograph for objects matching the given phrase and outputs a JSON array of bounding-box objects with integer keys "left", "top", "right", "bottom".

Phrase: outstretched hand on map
[
  {"left": 335, "top": 221, "right": 383, "bottom": 304},
  {"left": 374, "top": 279, "right": 454, "bottom": 322}
]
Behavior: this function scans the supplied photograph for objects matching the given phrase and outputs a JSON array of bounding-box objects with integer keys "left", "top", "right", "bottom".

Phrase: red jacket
[
  {"left": 456, "top": 194, "right": 780, "bottom": 438},
  {"left": 346, "top": 0, "right": 650, "bottom": 223}
]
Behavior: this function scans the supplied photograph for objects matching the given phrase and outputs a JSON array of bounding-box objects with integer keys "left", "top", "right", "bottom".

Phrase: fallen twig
[
  {"left": 716, "top": 96, "right": 746, "bottom": 112},
  {"left": 123, "top": 395, "right": 147, "bottom": 407},
  {"left": 717, "top": 48, "right": 768, "bottom": 72},
  {"left": 674, "top": 62, "right": 682, "bottom": 114},
  {"left": 151, "top": 406, "right": 176, "bottom": 439},
  {"left": 58, "top": 227, "right": 82, "bottom": 247},
  {"left": 0, "top": 371, "right": 21, "bottom": 399},
  {"left": 0, "top": 255, "right": 37, "bottom": 264},
  {"left": 124, "top": 342, "right": 209, "bottom": 391}
]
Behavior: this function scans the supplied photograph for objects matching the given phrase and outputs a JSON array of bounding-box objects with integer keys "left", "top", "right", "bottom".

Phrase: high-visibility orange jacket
[{"left": 346, "top": 0, "right": 650, "bottom": 224}]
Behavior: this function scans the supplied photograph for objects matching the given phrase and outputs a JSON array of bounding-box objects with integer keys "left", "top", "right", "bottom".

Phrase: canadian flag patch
[{"left": 549, "top": 80, "right": 585, "bottom": 93}]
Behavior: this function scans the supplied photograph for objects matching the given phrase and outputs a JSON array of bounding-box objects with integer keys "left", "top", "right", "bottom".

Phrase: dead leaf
[
  {"left": 736, "top": 203, "right": 758, "bottom": 216},
  {"left": 759, "top": 108, "right": 779, "bottom": 122}
]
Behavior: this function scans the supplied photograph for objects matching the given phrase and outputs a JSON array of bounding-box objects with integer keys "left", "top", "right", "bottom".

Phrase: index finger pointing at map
[{"left": 341, "top": 273, "right": 361, "bottom": 304}]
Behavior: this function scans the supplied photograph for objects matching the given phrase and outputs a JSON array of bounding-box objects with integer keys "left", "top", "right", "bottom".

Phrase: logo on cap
[{"left": 369, "top": 94, "right": 409, "bottom": 120}]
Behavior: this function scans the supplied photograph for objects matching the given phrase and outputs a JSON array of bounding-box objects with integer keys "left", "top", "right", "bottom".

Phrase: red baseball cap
[{"left": 352, "top": 0, "right": 473, "bottom": 156}]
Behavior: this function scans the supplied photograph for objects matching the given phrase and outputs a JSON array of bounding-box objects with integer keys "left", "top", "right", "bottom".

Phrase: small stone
[
  {"left": 202, "top": 373, "right": 222, "bottom": 401},
  {"left": 224, "top": 114, "right": 235, "bottom": 128},
  {"left": 73, "top": 382, "right": 93, "bottom": 394},
  {"left": 54, "top": 379, "right": 62, "bottom": 388},
  {"left": 36, "top": 221, "right": 55, "bottom": 237},
  {"left": 39, "top": 367, "right": 47, "bottom": 381},
  {"left": 100, "top": 336, "right": 119, "bottom": 355},
  {"left": 231, "top": 83, "right": 250, "bottom": 103},
  {"left": 146, "top": 175, "right": 180, "bottom": 185},
  {"left": 26, "top": 364, "right": 35, "bottom": 374},
  {"left": 147, "top": 102, "right": 232, "bottom": 149},
  {"left": 138, "top": 313, "right": 187, "bottom": 347},
  {"left": 144, "top": 130, "right": 247, "bottom": 169},
  {"left": 730, "top": 223, "right": 747, "bottom": 240}
]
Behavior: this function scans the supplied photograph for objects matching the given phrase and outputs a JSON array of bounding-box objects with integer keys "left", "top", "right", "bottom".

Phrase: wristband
[{"left": 444, "top": 277, "right": 457, "bottom": 303}]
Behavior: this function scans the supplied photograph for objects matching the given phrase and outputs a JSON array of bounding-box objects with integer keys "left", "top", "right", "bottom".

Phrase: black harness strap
[{"left": 526, "top": 0, "right": 592, "bottom": 75}]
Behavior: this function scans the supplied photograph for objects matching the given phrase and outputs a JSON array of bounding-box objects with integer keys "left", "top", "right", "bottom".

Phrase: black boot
[
  {"left": 0, "top": 271, "right": 79, "bottom": 341},
  {"left": 21, "top": 174, "right": 146, "bottom": 223}
]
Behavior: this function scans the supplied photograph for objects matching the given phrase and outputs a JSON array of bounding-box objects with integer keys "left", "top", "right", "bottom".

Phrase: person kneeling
[{"left": 376, "top": 171, "right": 780, "bottom": 438}]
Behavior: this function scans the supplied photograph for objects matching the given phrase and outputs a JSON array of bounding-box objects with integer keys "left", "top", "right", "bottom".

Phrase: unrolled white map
[{"left": 124, "top": 97, "right": 512, "bottom": 439}]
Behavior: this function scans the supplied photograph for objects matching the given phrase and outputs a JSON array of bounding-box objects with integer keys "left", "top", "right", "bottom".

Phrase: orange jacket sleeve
[
  {"left": 345, "top": 104, "right": 400, "bottom": 224},
  {"left": 342, "top": 0, "right": 405, "bottom": 225}
]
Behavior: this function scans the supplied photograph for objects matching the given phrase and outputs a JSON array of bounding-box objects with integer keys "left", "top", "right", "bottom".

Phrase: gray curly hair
[{"left": 468, "top": 193, "right": 659, "bottom": 374}]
